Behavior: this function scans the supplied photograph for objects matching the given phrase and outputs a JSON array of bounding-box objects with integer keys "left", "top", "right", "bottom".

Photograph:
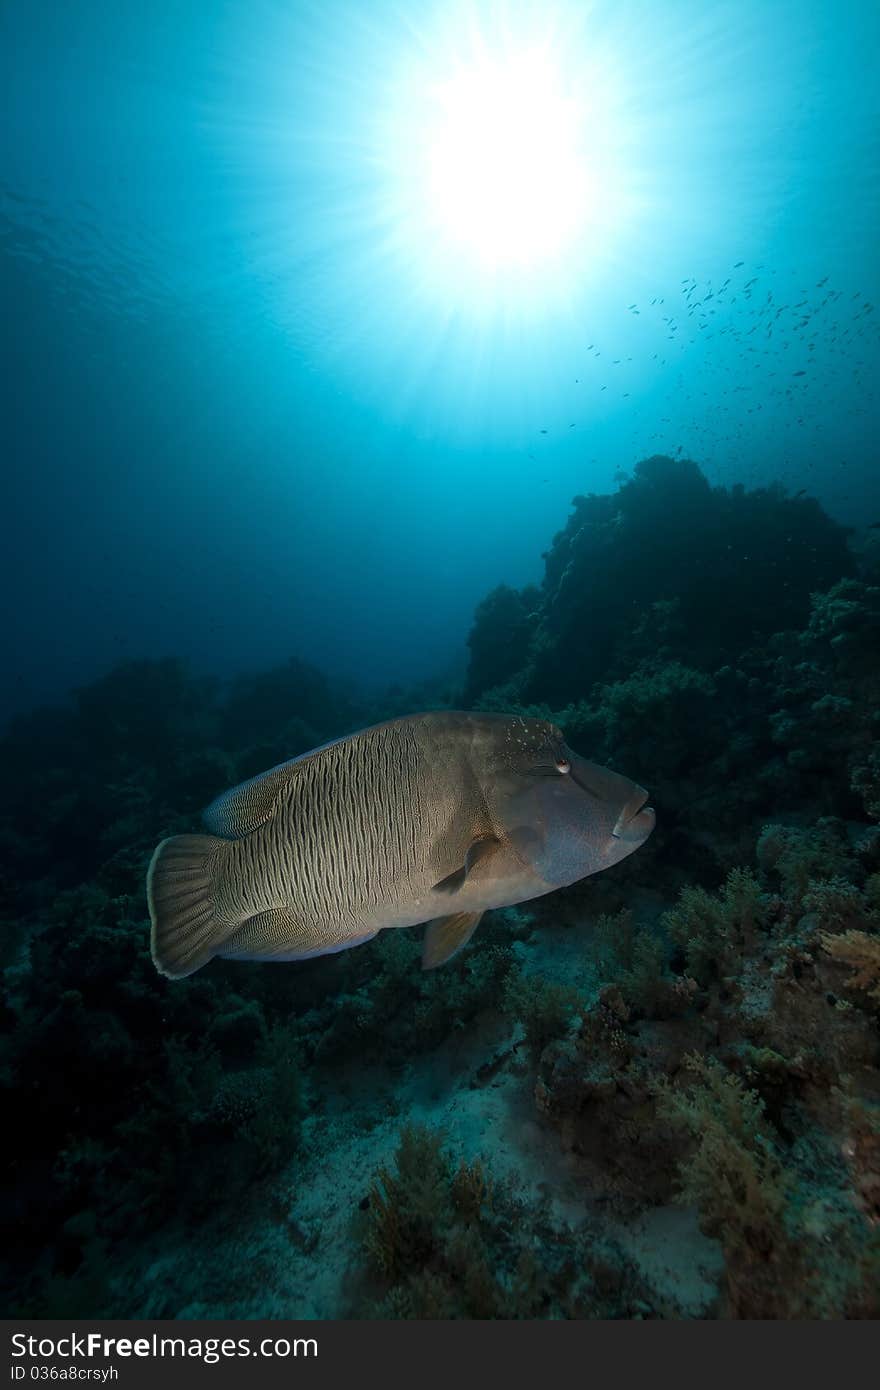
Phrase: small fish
[
  {"left": 734, "top": 260, "right": 744, "bottom": 268},
  {"left": 869, "top": 521, "right": 880, "bottom": 530},
  {"left": 147, "top": 713, "right": 655, "bottom": 977}
]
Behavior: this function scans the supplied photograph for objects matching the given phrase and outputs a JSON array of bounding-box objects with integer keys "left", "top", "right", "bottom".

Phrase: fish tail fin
[{"left": 147, "top": 834, "right": 229, "bottom": 979}]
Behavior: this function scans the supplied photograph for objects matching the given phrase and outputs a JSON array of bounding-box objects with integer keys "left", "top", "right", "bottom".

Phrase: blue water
[
  {"left": 5, "top": 0, "right": 880, "bottom": 1323},
  {"left": 3, "top": 0, "right": 878, "bottom": 721}
]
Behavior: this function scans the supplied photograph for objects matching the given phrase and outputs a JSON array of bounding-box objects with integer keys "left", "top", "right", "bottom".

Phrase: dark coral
[
  {"left": 2, "top": 452, "right": 878, "bottom": 1319},
  {"left": 465, "top": 455, "right": 853, "bottom": 707},
  {"left": 353, "top": 1123, "right": 676, "bottom": 1318}
]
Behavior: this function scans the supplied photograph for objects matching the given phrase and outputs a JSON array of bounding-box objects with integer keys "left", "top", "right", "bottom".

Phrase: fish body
[{"left": 147, "top": 712, "right": 654, "bottom": 978}]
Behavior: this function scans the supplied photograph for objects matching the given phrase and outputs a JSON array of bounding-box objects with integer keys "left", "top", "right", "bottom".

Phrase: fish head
[{"left": 475, "top": 716, "right": 655, "bottom": 889}]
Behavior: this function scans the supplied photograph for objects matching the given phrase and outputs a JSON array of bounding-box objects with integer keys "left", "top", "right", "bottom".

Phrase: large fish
[{"left": 147, "top": 711, "right": 655, "bottom": 978}]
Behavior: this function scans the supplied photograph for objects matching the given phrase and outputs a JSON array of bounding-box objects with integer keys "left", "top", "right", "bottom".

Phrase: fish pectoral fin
[
  {"left": 202, "top": 759, "right": 301, "bottom": 838},
  {"left": 432, "top": 834, "right": 500, "bottom": 894},
  {"left": 422, "top": 911, "right": 484, "bottom": 970}
]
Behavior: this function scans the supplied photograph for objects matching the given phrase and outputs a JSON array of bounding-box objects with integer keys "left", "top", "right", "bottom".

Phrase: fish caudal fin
[{"left": 147, "top": 834, "right": 229, "bottom": 979}]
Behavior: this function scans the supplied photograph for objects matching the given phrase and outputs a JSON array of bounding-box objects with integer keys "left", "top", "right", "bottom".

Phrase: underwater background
[{"left": 2, "top": 0, "right": 879, "bottom": 1318}]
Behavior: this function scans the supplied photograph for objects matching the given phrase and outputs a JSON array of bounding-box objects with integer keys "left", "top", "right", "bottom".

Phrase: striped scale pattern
[{"left": 222, "top": 720, "right": 435, "bottom": 940}]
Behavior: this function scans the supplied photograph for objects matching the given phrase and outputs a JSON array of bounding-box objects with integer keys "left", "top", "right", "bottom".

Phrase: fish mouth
[{"left": 612, "top": 788, "right": 655, "bottom": 842}]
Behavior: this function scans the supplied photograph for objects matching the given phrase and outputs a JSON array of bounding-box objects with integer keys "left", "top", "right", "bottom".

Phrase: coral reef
[
  {"left": 534, "top": 842, "right": 880, "bottom": 1317},
  {"left": 821, "top": 929, "right": 880, "bottom": 1004},
  {"left": 2, "top": 454, "right": 878, "bottom": 1319},
  {"left": 353, "top": 1123, "right": 676, "bottom": 1318},
  {"left": 465, "top": 456, "right": 853, "bottom": 707}
]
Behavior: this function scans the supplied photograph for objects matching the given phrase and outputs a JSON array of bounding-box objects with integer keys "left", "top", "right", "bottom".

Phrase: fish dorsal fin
[
  {"left": 432, "top": 834, "right": 500, "bottom": 895},
  {"left": 202, "top": 759, "right": 300, "bottom": 838},
  {"left": 422, "top": 911, "right": 484, "bottom": 970}
]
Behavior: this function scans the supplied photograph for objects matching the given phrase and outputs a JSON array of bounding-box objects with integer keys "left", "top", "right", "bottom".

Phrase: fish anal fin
[
  {"left": 219, "top": 907, "right": 377, "bottom": 962},
  {"left": 203, "top": 760, "right": 300, "bottom": 838},
  {"left": 422, "top": 911, "right": 484, "bottom": 970},
  {"left": 432, "top": 834, "right": 500, "bottom": 895}
]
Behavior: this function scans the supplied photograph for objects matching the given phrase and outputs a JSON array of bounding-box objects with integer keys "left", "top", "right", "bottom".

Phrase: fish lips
[
  {"left": 565, "top": 757, "right": 655, "bottom": 846},
  {"left": 611, "top": 787, "right": 656, "bottom": 844}
]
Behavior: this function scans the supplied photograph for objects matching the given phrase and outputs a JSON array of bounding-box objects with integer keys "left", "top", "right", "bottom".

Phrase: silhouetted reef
[
  {"left": 466, "top": 454, "right": 854, "bottom": 707},
  {"left": 2, "top": 456, "right": 878, "bottom": 1318}
]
